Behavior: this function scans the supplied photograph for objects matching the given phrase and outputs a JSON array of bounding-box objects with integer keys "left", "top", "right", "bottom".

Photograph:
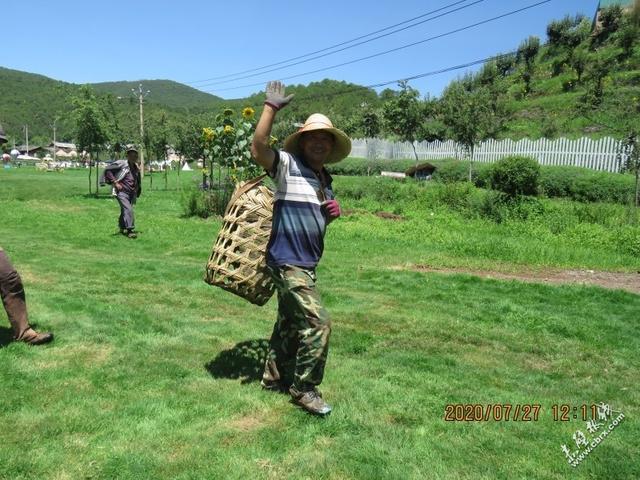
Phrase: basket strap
[{"left": 228, "top": 174, "right": 268, "bottom": 205}]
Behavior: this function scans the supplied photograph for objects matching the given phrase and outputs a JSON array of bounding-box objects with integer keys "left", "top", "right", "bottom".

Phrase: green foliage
[
  {"left": 546, "top": 15, "right": 588, "bottom": 51},
  {"left": 580, "top": 52, "right": 617, "bottom": 108},
  {"left": 517, "top": 36, "right": 541, "bottom": 94},
  {"left": 539, "top": 165, "right": 636, "bottom": 204},
  {"left": 381, "top": 81, "right": 424, "bottom": 162},
  {"left": 92, "top": 80, "right": 224, "bottom": 111},
  {"left": 360, "top": 103, "right": 381, "bottom": 139},
  {"left": 71, "top": 85, "right": 108, "bottom": 155},
  {"left": 327, "top": 157, "right": 416, "bottom": 176},
  {"left": 180, "top": 183, "right": 232, "bottom": 219},
  {"left": 441, "top": 82, "right": 503, "bottom": 164},
  {"left": 202, "top": 106, "right": 260, "bottom": 185},
  {"left": 592, "top": 5, "right": 625, "bottom": 47},
  {"left": 495, "top": 52, "right": 517, "bottom": 77},
  {"left": 490, "top": 155, "right": 541, "bottom": 197}
]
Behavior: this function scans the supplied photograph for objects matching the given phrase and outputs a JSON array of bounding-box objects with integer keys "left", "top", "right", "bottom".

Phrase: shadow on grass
[
  {"left": 0, "top": 326, "right": 14, "bottom": 348},
  {"left": 205, "top": 339, "right": 269, "bottom": 384}
]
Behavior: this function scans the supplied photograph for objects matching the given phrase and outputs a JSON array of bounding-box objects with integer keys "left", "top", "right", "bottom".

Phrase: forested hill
[
  {"left": 91, "top": 80, "right": 224, "bottom": 111},
  {"left": 0, "top": 66, "right": 380, "bottom": 146},
  {"left": 0, "top": 67, "right": 78, "bottom": 145}
]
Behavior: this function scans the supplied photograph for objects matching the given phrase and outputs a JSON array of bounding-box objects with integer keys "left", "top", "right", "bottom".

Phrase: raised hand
[{"left": 264, "top": 80, "right": 294, "bottom": 111}]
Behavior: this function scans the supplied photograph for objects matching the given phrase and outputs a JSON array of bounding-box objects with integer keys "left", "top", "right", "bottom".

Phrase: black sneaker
[{"left": 290, "top": 386, "right": 332, "bottom": 416}]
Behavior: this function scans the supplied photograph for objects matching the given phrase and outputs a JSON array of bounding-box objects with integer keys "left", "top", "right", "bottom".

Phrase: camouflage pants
[{"left": 262, "top": 265, "right": 331, "bottom": 391}]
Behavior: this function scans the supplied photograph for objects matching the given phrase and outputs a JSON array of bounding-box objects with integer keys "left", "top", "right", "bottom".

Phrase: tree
[
  {"left": 546, "top": 14, "right": 588, "bottom": 51},
  {"left": 360, "top": 104, "right": 380, "bottom": 139},
  {"left": 441, "top": 82, "right": 502, "bottom": 181},
  {"left": 495, "top": 53, "right": 516, "bottom": 77},
  {"left": 615, "top": 18, "right": 640, "bottom": 58},
  {"left": 581, "top": 53, "right": 615, "bottom": 108},
  {"left": 72, "top": 85, "right": 108, "bottom": 196},
  {"left": 146, "top": 112, "right": 170, "bottom": 190},
  {"left": 418, "top": 96, "right": 447, "bottom": 142},
  {"left": 381, "top": 81, "right": 424, "bottom": 163},
  {"left": 569, "top": 46, "right": 589, "bottom": 82},
  {"left": 592, "top": 5, "right": 624, "bottom": 46},
  {"left": 516, "top": 36, "right": 540, "bottom": 95}
]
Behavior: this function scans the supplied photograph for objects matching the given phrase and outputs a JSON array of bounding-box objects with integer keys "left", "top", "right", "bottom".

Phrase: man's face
[
  {"left": 127, "top": 151, "right": 138, "bottom": 163},
  {"left": 300, "top": 131, "right": 334, "bottom": 168}
]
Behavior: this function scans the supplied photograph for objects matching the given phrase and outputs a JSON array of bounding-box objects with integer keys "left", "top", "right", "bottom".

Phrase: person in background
[
  {"left": 250, "top": 81, "right": 350, "bottom": 416},
  {"left": 104, "top": 146, "right": 142, "bottom": 239},
  {"left": 0, "top": 124, "right": 54, "bottom": 345}
]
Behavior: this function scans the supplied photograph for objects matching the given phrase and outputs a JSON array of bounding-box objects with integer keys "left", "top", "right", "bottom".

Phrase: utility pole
[
  {"left": 132, "top": 84, "right": 150, "bottom": 176},
  {"left": 23, "top": 125, "right": 29, "bottom": 156}
]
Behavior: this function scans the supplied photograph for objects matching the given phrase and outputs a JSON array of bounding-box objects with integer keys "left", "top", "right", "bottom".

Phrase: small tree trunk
[
  {"left": 164, "top": 153, "right": 168, "bottom": 190},
  {"left": 411, "top": 140, "right": 419, "bottom": 165},
  {"left": 88, "top": 159, "right": 93, "bottom": 195},
  {"left": 468, "top": 144, "right": 475, "bottom": 183},
  {"left": 635, "top": 168, "right": 639, "bottom": 207},
  {"left": 177, "top": 160, "right": 181, "bottom": 191},
  {"left": 95, "top": 151, "right": 100, "bottom": 198}
]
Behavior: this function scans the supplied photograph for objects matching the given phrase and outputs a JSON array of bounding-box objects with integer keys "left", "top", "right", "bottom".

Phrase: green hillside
[
  {"left": 91, "top": 79, "right": 224, "bottom": 111},
  {"left": 0, "top": 67, "right": 78, "bottom": 147},
  {"left": 0, "top": 67, "right": 380, "bottom": 150}
]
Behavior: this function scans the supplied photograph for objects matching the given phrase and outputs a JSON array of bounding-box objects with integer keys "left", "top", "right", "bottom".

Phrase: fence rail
[{"left": 350, "top": 137, "right": 631, "bottom": 173}]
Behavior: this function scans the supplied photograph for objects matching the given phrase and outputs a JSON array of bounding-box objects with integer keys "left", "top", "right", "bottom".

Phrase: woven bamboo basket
[{"left": 204, "top": 175, "right": 275, "bottom": 306}]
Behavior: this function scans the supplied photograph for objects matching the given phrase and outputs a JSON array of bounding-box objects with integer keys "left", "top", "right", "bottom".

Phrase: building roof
[
  {"left": 48, "top": 141, "right": 77, "bottom": 150},
  {"left": 405, "top": 162, "right": 437, "bottom": 177},
  {"left": 16, "top": 145, "right": 42, "bottom": 153}
]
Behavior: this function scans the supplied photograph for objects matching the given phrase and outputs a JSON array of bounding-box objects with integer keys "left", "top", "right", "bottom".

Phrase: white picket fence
[{"left": 350, "top": 137, "right": 631, "bottom": 173}]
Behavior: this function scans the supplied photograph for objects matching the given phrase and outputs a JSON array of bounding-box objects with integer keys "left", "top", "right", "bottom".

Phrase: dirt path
[{"left": 405, "top": 264, "right": 640, "bottom": 295}]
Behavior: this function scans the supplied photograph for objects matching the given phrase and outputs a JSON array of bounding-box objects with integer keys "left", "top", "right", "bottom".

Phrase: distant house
[
  {"left": 48, "top": 141, "right": 77, "bottom": 152},
  {"left": 593, "top": 0, "right": 635, "bottom": 30},
  {"left": 16, "top": 145, "right": 42, "bottom": 156},
  {"left": 405, "top": 162, "right": 437, "bottom": 180}
]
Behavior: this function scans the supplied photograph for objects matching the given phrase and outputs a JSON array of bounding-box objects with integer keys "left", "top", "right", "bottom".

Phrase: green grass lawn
[{"left": 0, "top": 168, "right": 638, "bottom": 479}]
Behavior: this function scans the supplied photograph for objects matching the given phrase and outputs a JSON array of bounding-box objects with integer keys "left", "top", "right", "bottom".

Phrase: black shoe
[{"left": 290, "top": 386, "right": 332, "bottom": 416}]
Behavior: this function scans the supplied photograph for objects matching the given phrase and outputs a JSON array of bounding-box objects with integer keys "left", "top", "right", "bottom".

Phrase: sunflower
[
  {"left": 202, "top": 127, "right": 215, "bottom": 142},
  {"left": 224, "top": 125, "right": 235, "bottom": 135},
  {"left": 242, "top": 107, "right": 255, "bottom": 119},
  {"left": 269, "top": 135, "right": 278, "bottom": 147},
  {"left": 223, "top": 108, "right": 234, "bottom": 117}
]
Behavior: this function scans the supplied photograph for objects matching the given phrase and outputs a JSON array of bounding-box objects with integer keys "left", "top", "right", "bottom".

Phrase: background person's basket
[{"left": 204, "top": 175, "right": 275, "bottom": 306}]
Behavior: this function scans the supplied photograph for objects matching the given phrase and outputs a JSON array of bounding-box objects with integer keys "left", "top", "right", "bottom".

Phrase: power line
[
  {"left": 191, "top": 0, "right": 487, "bottom": 87},
  {"left": 204, "top": 0, "right": 551, "bottom": 95},
  {"left": 239, "top": 52, "right": 516, "bottom": 109}
]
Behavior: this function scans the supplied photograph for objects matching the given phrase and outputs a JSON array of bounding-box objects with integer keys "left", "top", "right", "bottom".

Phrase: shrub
[
  {"left": 434, "top": 182, "right": 475, "bottom": 213},
  {"left": 490, "top": 156, "right": 540, "bottom": 197},
  {"left": 539, "top": 166, "right": 635, "bottom": 204},
  {"left": 180, "top": 183, "right": 233, "bottom": 218},
  {"left": 327, "top": 157, "right": 416, "bottom": 176}
]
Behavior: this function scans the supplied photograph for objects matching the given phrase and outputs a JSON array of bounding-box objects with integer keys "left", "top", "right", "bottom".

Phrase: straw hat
[
  {"left": 125, "top": 145, "right": 138, "bottom": 154},
  {"left": 284, "top": 113, "right": 351, "bottom": 164}
]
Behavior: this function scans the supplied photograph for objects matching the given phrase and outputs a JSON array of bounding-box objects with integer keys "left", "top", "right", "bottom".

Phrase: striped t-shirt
[{"left": 266, "top": 150, "right": 334, "bottom": 268}]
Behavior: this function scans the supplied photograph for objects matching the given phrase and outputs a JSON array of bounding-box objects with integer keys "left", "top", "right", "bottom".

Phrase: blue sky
[{"left": 4, "top": 0, "right": 599, "bottom": 100}]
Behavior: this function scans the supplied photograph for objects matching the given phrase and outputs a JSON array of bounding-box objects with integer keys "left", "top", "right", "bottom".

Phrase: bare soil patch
[
  {"left": 375, "top": 211, "right": 404, "bottom": 221},
  {"left": 406, "top": 264, "right": 640, "bottom": 295}
]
